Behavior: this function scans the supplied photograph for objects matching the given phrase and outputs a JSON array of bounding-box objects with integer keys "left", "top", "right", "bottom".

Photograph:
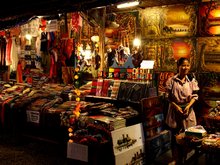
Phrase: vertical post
[{"left": 99, "top": 6, "right": 106, "bottom": 71}]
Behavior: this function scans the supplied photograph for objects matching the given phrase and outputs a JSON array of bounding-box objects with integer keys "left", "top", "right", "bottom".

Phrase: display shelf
[{"left": 85, "top": 95, "right": 117, "bottom": 101}]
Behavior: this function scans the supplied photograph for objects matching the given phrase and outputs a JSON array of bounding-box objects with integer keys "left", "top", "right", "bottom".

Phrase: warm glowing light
[
  {"left": 76, "top": 97, "right": 80, "bottom": 102},
  {"left": 25, "top": 34, "right": 32, "bottom": 40},
  {"left": 91, "top": 35, "right": 99, "bottom": 42},
  {"left": 208, "top": 26, "right": 220, "bottom": 35},
  {"left": 117, "top": 1, "right": 139, "bottom": 9},
  {"left": 74, "top": 75, "right": 79, "bottom": 80},
  {"left": 75, "top": 67, "right": 80, "bottom": 72},
  {"left": 210, "top": 7, "right": 220, "bottom": 18},
  {"left": 76, "top": 92, "right": 81, "bottom": 96},
  {"left": 69, "top": 139, "right": 73, "bottom": 143},
  {"left": 133, "top": 38, "right": 141, "bottom": 47},
  {"left": 74, "top": 102, "right": 81, "bottom": 117},
  {"left": 172, "top": 42, "right": 191, "bottom": 60},
  {"left": 74, "top": 89, "right": 81, "bottom": 96},
  {"left": 68, "top": 127, "right": 73, "bottom": 132},
  {"left": 69, "top": 132, "right": 73, "bottom": 137},
  {"left": 177, "top": 47, "right": 188, "bottom": 55},
  {"left": 84, "top": 50, "right": 92, "bottom": 60}
]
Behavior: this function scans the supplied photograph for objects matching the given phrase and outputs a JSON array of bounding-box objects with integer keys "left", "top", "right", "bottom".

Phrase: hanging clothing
[
  {"left": 35, "top": 35, "right": 41, "bottom": 56},
  {"left": 65, "top": 38, "right": 74, "bottom": 59},
  {"left": 40, "top": 32, "right": 48, "bottom": 52},
  {"left": 11, "top": 37, "right": 18, "bottom": 71},
  {"left": 48, "top": 32, "right": 55, "bottom": 49},
  {"left": 49, "top": 48, "right": 57, "bottom": 78},
  {"left": 5, "top": 37, "right": 12, "bottom": 66},
  {"left": 16, "top": 61, "right": 23, "bottom": 83},
  {"left": 0, "top": 36, "right": 6, "bottom": 69}
]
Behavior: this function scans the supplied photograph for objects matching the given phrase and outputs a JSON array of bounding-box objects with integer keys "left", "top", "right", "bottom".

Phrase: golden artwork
[
  {"left": 198, "top": 2, "right": 220, "bottom": 36},
  {"left": 197, "top": 37, "right": 220, "bottom": 72},
  {"left": 139, "top": 5, "right": 196, "bottom": 39},
  {"left": 142, "top": 38, "right": 196, "bottom": 72},
  {"left": 105, "top": 12, "right": 137, "bottom": 50}
]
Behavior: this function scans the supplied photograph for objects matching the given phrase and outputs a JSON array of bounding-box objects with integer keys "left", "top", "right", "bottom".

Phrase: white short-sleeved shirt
[{"left": 165, "top": 74, "right": 199, "bottom": 129}]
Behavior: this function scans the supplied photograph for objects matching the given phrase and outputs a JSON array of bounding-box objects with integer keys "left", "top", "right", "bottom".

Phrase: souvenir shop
[{"left": 0, "top": 0, "right": 220, "bottom": 164}]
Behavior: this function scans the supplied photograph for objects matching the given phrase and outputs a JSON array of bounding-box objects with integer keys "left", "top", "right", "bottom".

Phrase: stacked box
[
  {"left": 119, "top": 68, "right": 127, "bottom": 80},
  {"left": 145, "top": 130, "right": 171, "bottom": 164},
  {"left": 67, "top": 142, "right": 114, "bottom": 165},
  {"left": 111, "top": 123, "right": 145, "bottom": 165},
  {"left": 108, "top": 67, "right": 114, "bottom": 79}
]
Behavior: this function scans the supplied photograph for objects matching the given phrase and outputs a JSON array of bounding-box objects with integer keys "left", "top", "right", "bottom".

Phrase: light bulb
[{"left": 133, "top": 38, "right": 141, "bottom": 47}]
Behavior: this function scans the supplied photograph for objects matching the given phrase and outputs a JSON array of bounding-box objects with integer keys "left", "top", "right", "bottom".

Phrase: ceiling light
[
  {"left": 117, "top": 1, "right": 139, "bottom": 9},
  {"left": 91, "top": 35, "right": 99, "bottom": 42},
  {"left": 108, "top": 21, "right": 119, "bottom": 28},
  {"left": 25, "top": 34, "right": 32, "bottom": 40},
  {"left": 133, "top": 38, "right": 141, "bottom": 47}
]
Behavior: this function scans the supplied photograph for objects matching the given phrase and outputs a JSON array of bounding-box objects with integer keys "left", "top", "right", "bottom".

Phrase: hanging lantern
[
  {"left": 74, "top": 75, "right": 79, "bottom": 80},
  {"left": 91, "top": 35, "right": 99, "bottom": 42},
  {"left": 75, "top": 67, "right": 80, "bottom": 72},
  {"left": 76, "top": 97, "right": 80, "bottom": 102}
]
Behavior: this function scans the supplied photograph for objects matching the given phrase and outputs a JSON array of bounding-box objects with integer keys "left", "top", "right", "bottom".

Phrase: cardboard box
[
  {"left": 145, "top": 130, "right": 171, "bottom": 163},
  {"left": 115, "top": 145, "right": 145, "bottom": 165},
  {"left": 26, "top": 110, "right": 40, "bottom": 124},
  {"left": 67, "top": 142, "right": 114, "bottom": 165},
  {"left": 67, "top": 142, "right": 88, "bottom": 162},
  {"left": 111, "top": 123, "right": 145, "bottom": 155}
]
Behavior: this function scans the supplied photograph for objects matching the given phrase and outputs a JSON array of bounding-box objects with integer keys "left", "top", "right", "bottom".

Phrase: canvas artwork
[
  {"left": 139, "top": 4, "right": 196, "bottom": 39},
  {"left": 104, "top": 12, "right": 138, "bottom": 68},
  {"left": 158, "top": 72, "right": 175, "bottom": 94},
  {"left": 111, "top": 123, "right": 145, "bottom": 155},
  {"left": 197, "top": 37, "right": 220, "bottom": 72},
  {"left": 105, "top": 12, "right": 137, "bottom": 50},
  {"left": 115, "top": 145, "right": 145, "bottom": 165},
  {"left": 196, "top": 72, "right": 220, "bottom": 100},
  {"left": 198, "top": 2, "right": 220, "bottom": 36},
  {"left": 142, "top": 38, "right": 196, "bottom": 71}
]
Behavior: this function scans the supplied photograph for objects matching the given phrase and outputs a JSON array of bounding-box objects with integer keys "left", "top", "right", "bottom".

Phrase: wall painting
[
  {"left": 139, "top": 5, "right": 196, "bottom": 39},
  {"left": 143, "top": 38, "right": 196, "bottom": 72},
  {"left": 198, "top": 2, "right": 220, "bottom": 36},
  {"left": 197, "top": 37, "right": 220, "bottom": 72}
]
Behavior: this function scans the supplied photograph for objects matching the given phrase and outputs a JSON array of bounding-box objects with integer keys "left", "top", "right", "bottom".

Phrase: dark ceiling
[{"left": 0, "top": 0, "right": 200, "bottom": 30}]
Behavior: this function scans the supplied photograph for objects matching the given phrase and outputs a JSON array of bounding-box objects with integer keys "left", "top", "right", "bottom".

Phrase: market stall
[{"left": 0, "top": 1, "right": 220, "bottom": 165}]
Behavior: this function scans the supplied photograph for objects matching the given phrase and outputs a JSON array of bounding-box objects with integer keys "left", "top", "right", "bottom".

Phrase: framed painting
[
  {"left": 198, "top": 2, "right": 220, "bottom": 36},
  {"left": 139, "top": 4, "right": 196, "bottom": 39},
  {"left": 197, "top": 37, "right": 220, "bottom": 72},
  {"left": 142, "top": 37, "right": 196, "bottom": 72}
]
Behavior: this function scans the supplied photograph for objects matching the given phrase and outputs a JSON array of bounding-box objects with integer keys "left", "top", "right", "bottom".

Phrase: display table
[
  {"left": 203, "top": 115, "right": 220, "bottom": 132},
  {"left": 176, "top": 132, "right": 220, "bottom": 164}
]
